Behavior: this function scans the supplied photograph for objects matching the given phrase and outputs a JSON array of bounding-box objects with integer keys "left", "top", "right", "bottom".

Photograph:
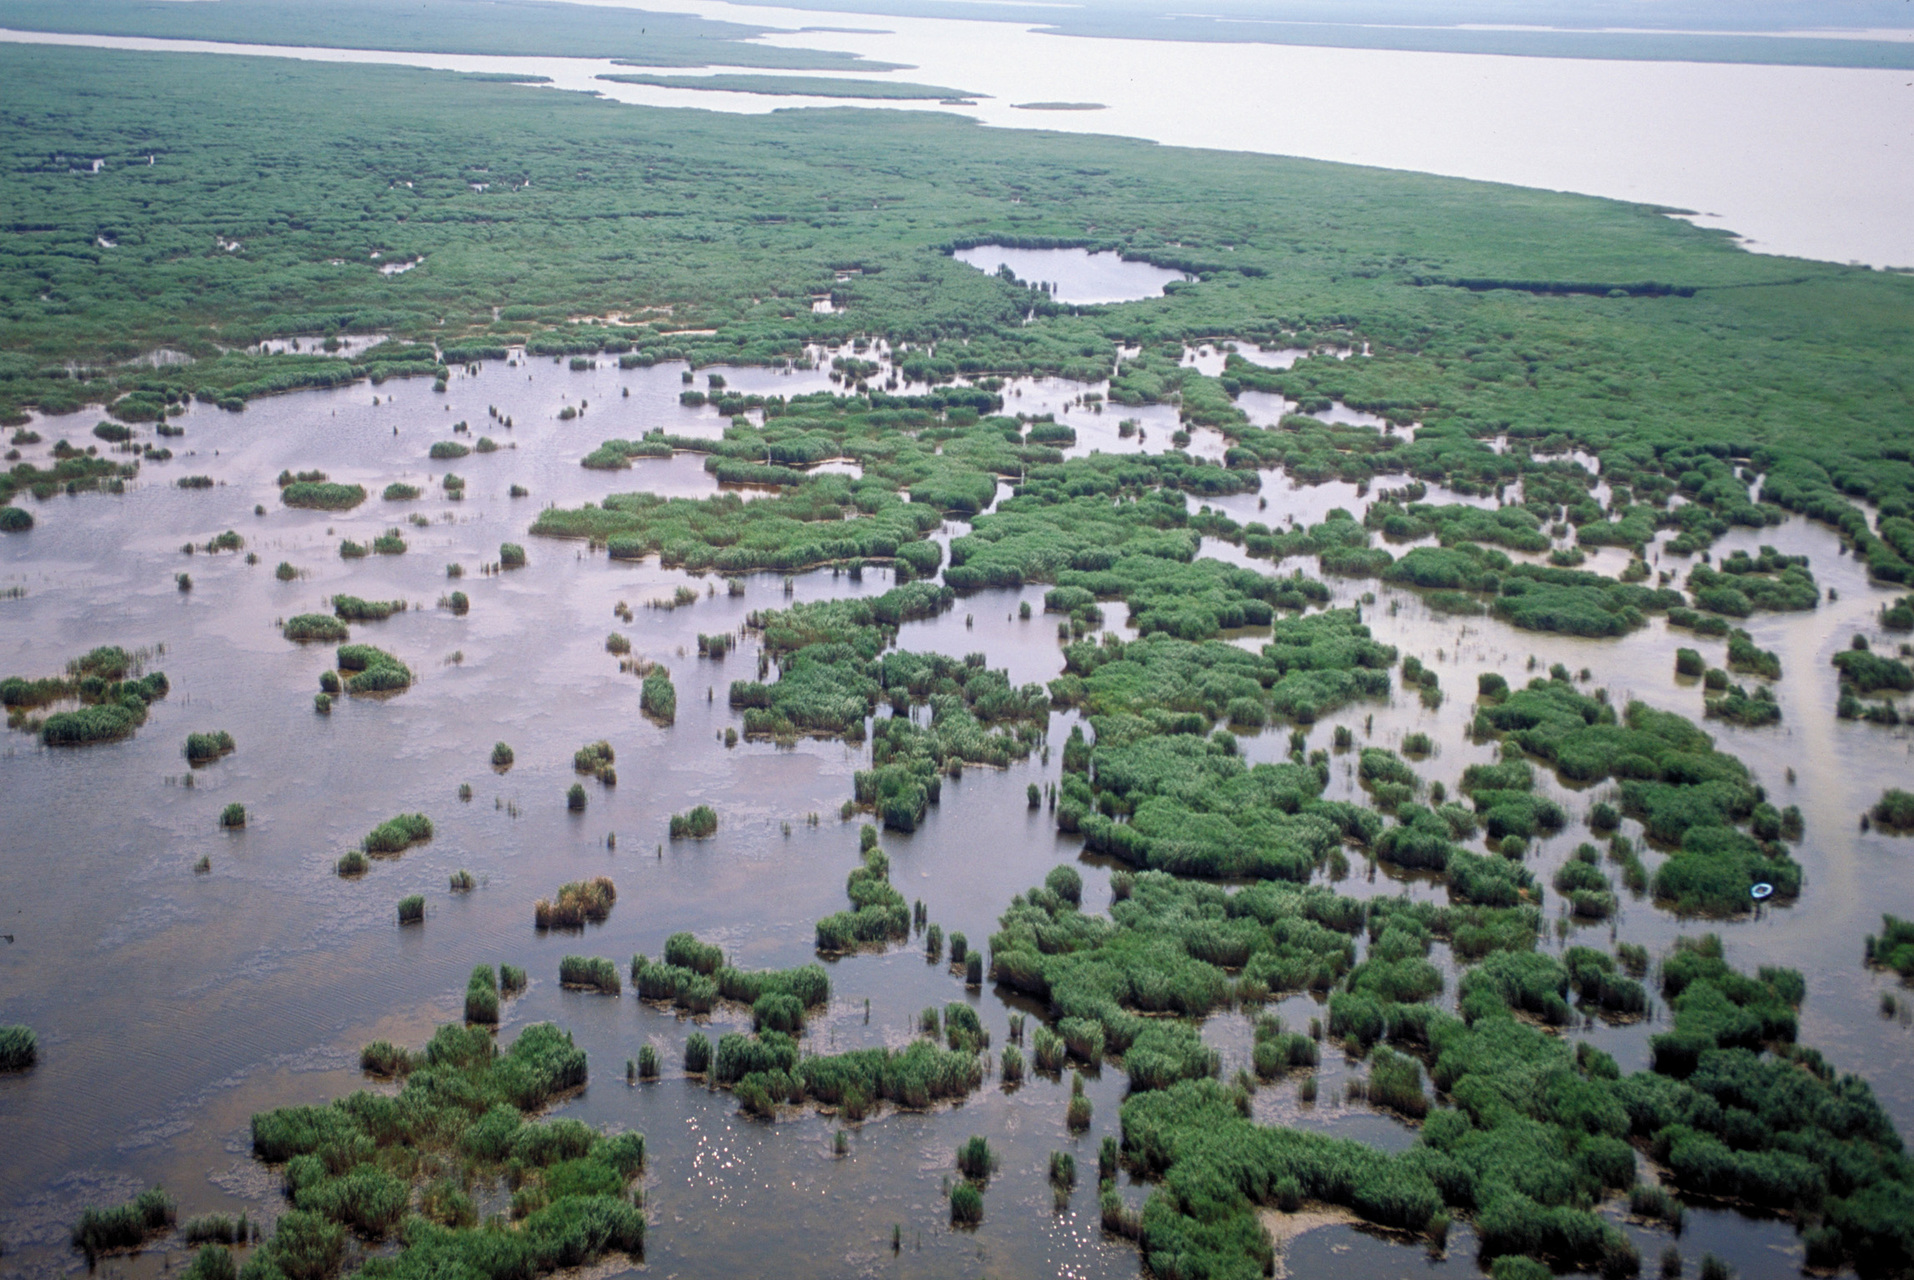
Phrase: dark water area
[{"left": 2, "top": 346, "right": 1911, "bottom": 1280}]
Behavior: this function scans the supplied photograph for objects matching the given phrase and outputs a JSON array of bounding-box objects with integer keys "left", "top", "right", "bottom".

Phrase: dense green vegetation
[
  {"left": 332, "top": 595, "right": 407, "bottom": 621},
  {"left": 361, "top": 813, "right": 432, "bottom": 855},
  {"left": 639, "top": 670, "right": 676, "bottom": 724},
  {"left": 1120, "top": 938, "right": 1913, "bottom": 1280},
  {"left": 282, "top": 482, "right": 366, "bottom": 511},
  {"left": 284, "top": 615, "right": 348, "bottom": 646},
  {"left": 815, "top": 835, "right": 909, "bottom": 952},
  {"left": 668, "top": 805, "right": 717, "bottom": 839},
  {"left": 184, "top": 729, "right": 235, "bottom": 763},
  {"left": 1471, "top": 676, "right": 1798, "bottom": 915},
  {"left": 1872, "top": 790, "right": 1914, "bottom": 834},
  {"left": 336, "top": 644, "right": 412, "bottom": 694},
  {"left": 1865, "top": 916, "right": 1914, "bottom": 979},
  {"left": 244, "top": 1021, "right": 644, "bottom": 1280}
]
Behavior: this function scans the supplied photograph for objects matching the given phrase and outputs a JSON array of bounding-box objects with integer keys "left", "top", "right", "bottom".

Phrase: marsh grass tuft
[
  {"left": 397, "top": 895, "right": 425, "bottom": 925},
  {"left": 0, "top": 1024, "right": 37, "bottom": 1071},
  {"left": 558, "top": 956, "right": 621, "bottom": 994},
  {"left": 71, "top": 1186, "right": 175, "bottom": 1261},
  {"left": 185, "top": 730, "right": 236, "bottom": 763},
  {"left": 669, "top": 805, "right": 717, "bottom": 839},
  {"left": 362, "top": 813, "right": 433, "bottom": 854},
  {"left": 535, "top": 877, "right": 617, "bottom": 929}
]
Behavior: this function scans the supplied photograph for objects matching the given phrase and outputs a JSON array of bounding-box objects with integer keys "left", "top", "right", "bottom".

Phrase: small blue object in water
[{"left": 1751, "top": 883, "right": 1774, "bottom": 901}]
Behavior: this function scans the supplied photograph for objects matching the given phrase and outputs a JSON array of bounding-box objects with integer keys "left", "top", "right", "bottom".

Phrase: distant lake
[
  {"left": 951, "top": 246, "right": 1190, "bottom": 303},
  {"left": 3, "top": 5, "right": 1909, "bottom": 267}
]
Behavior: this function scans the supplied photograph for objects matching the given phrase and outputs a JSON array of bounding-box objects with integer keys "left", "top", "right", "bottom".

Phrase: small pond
[{"left": 950, "top": 245, "right": 1189, "bottom": 304}]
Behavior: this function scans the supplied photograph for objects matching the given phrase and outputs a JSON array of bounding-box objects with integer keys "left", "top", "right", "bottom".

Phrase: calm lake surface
[
  {"left": 950, "top": 248, "right": 1189, "bottom": 304},
  {"left": 2, "top": 342, "right": 1912, "bottom": 1280},
  {"left": 2, "top": 7, "right": 1910, "bottom": 268}
]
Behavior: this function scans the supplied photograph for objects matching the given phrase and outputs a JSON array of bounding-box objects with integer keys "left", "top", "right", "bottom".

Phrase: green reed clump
[
  {"left": 450, "top": 867, "right": 474, "bottom": 889},
  {"left": 685, "top": 1032, "right": 712, "bottom": 1074},
  {"left": 219, "top": 802, "right": 246, "bottom": 828},
  {"left": 669, "top": 804, "right": 717, "bottom": 838},
  {"left": 383, "top": 482, "right": 420, "bottom": 501},
  {"left": 566, "top": 782, "right": 587, "bottom": 811},
  {"left": 491, "top": 741, "right": 514, "bottom": 768},
  {"left": 285, "top": 613, "right": 350, "bottom": 642},
  {"left": 336, "top": 643, "right": 412, "bottom": 694},
  {"left": 71, "top": 1186, "right": 175, "bottom": 1261},
  {"left": 332, "top": 594, "right": 407, "bottom": 621},
  {"left": 573, "top": 739, "right": 615, "bottom": 782},
  {"left": 181, "top": 1213, "right": 250, "bottom": 1245},
  {"left": 636, "top": 1045, "right": 659, "bottom": 1079},
  {"left": 465, "top": 966, "right": 499, "bottom": 1024},
  {"left": 499, "top": 542, "right": 527, "bottom": 568},
  {"left": 0, "top": 1024, "right": 37, "bottom": 1071},
  {"left": 335, "top": 849, "right": 368, "bottom": 876},
  {"left": 1001, "top": 1044, "right": 1024, "bottom": 1085},
  {"left": 944, "top": 1003, "right": 986, "bottom": 1054},
  {"left": 950, "top": 1181, "right": 983, "bottom": 1225},
  {"left": 640, "top": 669, "right": 676, "bottom": 723},
  {"left": 185, "top": 729, "right": 236, "bottom": 762},
  {"left": 358, "top": 1040, "right": 414, "bottom": 1077},
  {"left": 361, "top": 812, "right": 433, "bottom": 854},
  {"left": 282, "top": 481, "right": 366, "bottom": 510},
  {"left": 397, "top": 895, "right": 425, "bottom": 925},
  {"left": 1865, "top": 915, "right": 1914, "bottom": 978},
  {"left": 559, "top": 955, "right": 621, "bottom": 994},
  {"left": 1354, "top": 1045, "right": 1428, "bottom": 1118},
  {"left": 1251, "top": 1016, "right": 1318, "bottom": 1079},
  {"left": 534, "top": 877, "right": 616, "bottom": 929},
  {"left": 956, "top": 1135, "right": 995, "bottom": 1182},
  {"left": 1872, "top": 789, "right": 1914, "bottom": 833},
  {"left": 753, "top": 991, "right": 805, "bottom": 1034}
]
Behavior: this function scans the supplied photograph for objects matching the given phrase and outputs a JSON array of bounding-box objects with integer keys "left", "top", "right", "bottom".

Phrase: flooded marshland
[{"left": 3, "top": 333, "right": 1913, "bottom": 1280}]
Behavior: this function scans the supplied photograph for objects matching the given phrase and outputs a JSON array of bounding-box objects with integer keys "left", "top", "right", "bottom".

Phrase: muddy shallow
[{"left": 2, "top": 348, "right": 1911, "bottom": 1280}]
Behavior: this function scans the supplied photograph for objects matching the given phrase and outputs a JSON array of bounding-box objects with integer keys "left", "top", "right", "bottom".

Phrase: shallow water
[
  {"left": 3, "top": 354, "right": 1913, "bottom": 1280},
  {"left": 949, "top": 247, "right": 1189, "bottom": 305}
]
